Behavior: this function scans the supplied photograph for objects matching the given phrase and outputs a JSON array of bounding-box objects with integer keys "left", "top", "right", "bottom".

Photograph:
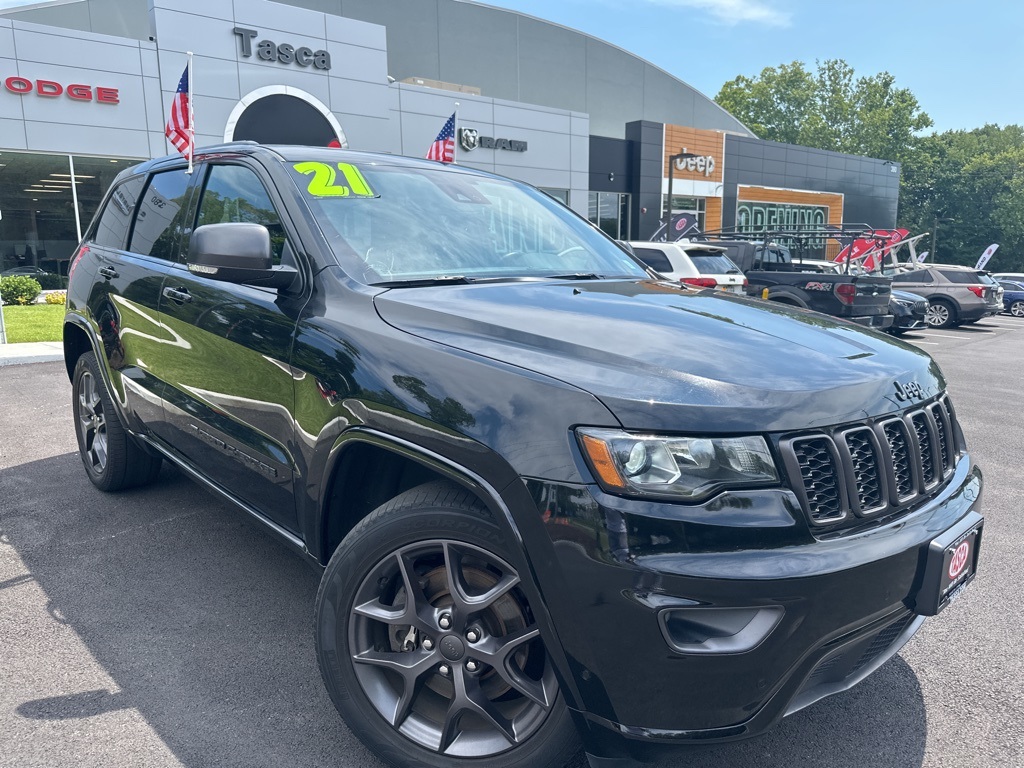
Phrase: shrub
[
  {"left": 45, "top": 291, "right": 67, "bottom": 305},
  {"left": 37, "top": 273, "right": 67, "bottom": 290},
  {"left": 0, "top": 275, "right": 42, "bottom": 305}
]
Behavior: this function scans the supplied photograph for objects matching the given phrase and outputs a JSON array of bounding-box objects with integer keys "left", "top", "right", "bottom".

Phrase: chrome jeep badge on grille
[{"left": 893, "top": 379, "right": 926, "bottom": 402}]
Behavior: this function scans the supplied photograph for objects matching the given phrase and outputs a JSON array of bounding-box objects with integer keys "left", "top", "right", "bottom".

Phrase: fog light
[{"left": 659, "top": 606, "right": 784, "bottom": 654}]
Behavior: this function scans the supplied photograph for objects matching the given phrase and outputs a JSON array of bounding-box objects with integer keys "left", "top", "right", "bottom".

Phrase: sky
[
  {"left": 477, "top": 0, "right": 1024, "bottom": 134},
  {"left": 1, "top": 0, "right": 1019, "bottom": 134}
]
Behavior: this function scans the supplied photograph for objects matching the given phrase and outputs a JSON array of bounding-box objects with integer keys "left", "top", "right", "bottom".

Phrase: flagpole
[
  {"left": 186, "top": 50, "right": 194, "bottom": 175},
  {"left": 453, "top": 101, "right": 460, "bottom": 165}
]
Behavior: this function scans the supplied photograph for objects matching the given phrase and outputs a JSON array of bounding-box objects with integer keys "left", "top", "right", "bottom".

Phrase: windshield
[
  {"left": 288, "top": 160, "right": 647, "bottom": 284},
  {"left": 687, "top": 251, "right": 741, "bottom": 275}
]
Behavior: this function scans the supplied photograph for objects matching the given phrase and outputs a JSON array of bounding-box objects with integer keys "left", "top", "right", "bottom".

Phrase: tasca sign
[{"left": 233, "top": 27, "right": 331, "bottom": 70}]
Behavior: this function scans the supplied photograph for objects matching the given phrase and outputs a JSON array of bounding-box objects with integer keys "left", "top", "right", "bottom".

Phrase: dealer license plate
[{"left": 914, "top": 513, "right": 983, "bottom": 616}]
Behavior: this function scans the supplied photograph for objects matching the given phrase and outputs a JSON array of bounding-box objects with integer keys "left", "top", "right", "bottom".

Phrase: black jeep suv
[{"left": 64, "top": 144, "right": 983, "bottom": 768}]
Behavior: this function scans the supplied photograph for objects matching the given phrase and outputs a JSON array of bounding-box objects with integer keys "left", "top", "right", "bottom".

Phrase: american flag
[
  {"left": 425, "top": 112, "right": 456, "bottom": 163},
  {"left": 164, "top": 64, "right": 193, "bottom": 161}
]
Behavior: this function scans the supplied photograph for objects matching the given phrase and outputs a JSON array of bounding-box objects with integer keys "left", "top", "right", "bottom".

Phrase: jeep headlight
[{"left": 577, "top": 428, "right": 779, "bottom": 501}]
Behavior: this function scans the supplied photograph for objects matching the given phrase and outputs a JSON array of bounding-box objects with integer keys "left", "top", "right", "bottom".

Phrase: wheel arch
[
  {"left": 317, "top": 429, "right": 525, "bottom": 567},
  {"left": 63, "top": 315, "right": 95, "bottom": 382},
  {"left": 767, "top": 291, "right": 808, "bottom": 308}
]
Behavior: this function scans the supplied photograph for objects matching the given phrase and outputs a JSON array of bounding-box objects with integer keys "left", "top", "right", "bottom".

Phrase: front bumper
[
  {"left": 850, "top": 313, "right": 894, "bottom": 330},
  {"left": 527, "top": 456, "right": 982, "bottom": 761}
]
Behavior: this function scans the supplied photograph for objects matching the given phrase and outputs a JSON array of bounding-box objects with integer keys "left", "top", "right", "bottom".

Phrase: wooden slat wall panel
[
  {"left": 705, "top": 197, "right": 723, "bottom": 232},
  {"left": 663, "top": 125, "right": 725, "bottom": 182}
]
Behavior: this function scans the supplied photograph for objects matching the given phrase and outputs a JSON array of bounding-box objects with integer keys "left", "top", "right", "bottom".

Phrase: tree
[
  {"left": 716, "top": 59, "right": 932, "bottom": 166},
  {"left": 898, "top": 125, "right": 1024, "bottom": 269},
  {"left": 716, "top": 60, "right": 1024, "bottom": 270}
]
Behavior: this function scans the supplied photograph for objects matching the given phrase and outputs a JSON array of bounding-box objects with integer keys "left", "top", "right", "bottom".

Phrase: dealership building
[{"left": 0, "top": 0, "right": 901, "bottom": 276}]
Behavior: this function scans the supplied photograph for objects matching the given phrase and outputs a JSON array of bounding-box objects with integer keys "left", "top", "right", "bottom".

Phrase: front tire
[
  {"left": 925, "top": 298, "right": 956, "bottom": 328},
  {"left": 315, "top": 481, "right": 578, "bottom": 768},
  {"left": 1011, "top": 300, "right": 1024, "bottom": 318},
  {"left": 72, "top": 351, "right": 161, "bottom": 491}
]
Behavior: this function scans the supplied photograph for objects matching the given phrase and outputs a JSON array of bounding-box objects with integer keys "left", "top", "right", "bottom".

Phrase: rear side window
[
  {"left": 632, "top": 247, "right": 673, "bottom": 273},
  {"left": 688, "top": 251, "right": 739, "bottom": 275},
  {"left": 129, "top": 169, "right": 191, "bottom": 260},
  {"left": 892, "top": 270, "right": 932, "bottom": 283},
  {"left": 939, "top": 270, "right": 985, "bottom": 284},
  {"left": 91, "top": 176, "right": 145, "bottom": 249},
  {"left": 1000, "top": 281, "right": 1024, "bottom": 291},
  {"left": 196, "top": 164, "right": 288, "bottom": 265}
]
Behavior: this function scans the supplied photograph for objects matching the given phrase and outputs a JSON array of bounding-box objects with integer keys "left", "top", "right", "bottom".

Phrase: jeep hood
[{"left": 374, "top": 280, "right": 943, "bottom": 432}]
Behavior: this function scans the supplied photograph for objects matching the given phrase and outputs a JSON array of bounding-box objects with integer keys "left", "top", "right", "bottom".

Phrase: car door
[
  {"left": 154, "top": 160, "right": 306, "bottom": 531},
  {"left": 81, "top": 166, "right": 191, "bottom": 435}
]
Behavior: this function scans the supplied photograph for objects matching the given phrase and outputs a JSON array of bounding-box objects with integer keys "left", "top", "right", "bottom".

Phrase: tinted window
[
  {"left": 197, "top": 164, "right": 287, "bottom": 265},
  {"left": 688, "top": 251, "right": 740, "bottom": 274},
  {"left": 1000, "top": 281, "right": 1024, "bottom": 291},
  {"left": 632, "top": 247, "right": 673, "bottom": 273},
  {"left": 129, "top": 169, "right": 191, "bottom": 260},
  {"left": 892, "top": 270, "right": 931, "bottom": 283},
  {"left": 939, "top": 270, "right": 985, "bottom": 284},
  {"left": 91, "top": 175, "right": 145, "bottom": 249}
]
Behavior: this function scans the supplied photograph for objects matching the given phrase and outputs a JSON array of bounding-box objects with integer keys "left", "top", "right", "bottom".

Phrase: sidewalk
[{"left": 0, "top": 341, "right": 64, "bottom": 367}]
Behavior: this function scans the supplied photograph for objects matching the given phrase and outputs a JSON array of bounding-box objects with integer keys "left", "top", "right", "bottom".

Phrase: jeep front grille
[
  {"left": 791, "top": 438, "right": 843, "bottom": 523},
  {"left": 780, "top": 395, "right": 961, "bottom": 528}
]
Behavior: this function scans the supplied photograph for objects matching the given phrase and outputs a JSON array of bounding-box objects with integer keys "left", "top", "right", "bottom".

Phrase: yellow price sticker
[{"left": 292, "top": 161, "right": 376, "bottom": 198}]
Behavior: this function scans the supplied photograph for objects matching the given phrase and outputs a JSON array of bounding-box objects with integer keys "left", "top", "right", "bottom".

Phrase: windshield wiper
[
  {"left": 544, "top": 272, "right": 604, "bottom": 280},
  {"left": 373, "top": 275, "right": 474, "bottom": 288}
]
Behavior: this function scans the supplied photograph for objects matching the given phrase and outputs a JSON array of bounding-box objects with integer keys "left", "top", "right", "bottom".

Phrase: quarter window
[
  {"left": 196, "top": 165, "right": 288, "bottom": 265},
  {"left": 632, "top": 247, "right": 673, "bottom": 273},
  {"left": 129, "top": 169, "right": 191, "bottom": 260},
  {"left": 91, "top": 176, "right": 145, "bottom": 250}
]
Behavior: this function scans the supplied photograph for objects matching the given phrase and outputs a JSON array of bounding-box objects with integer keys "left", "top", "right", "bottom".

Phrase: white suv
[{"left": 628, "top": 241, "right": 747, "bottom": 293}]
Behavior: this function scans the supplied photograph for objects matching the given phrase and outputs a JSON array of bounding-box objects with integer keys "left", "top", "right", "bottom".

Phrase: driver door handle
[
  {"left": 98, "top": 266, "right": 119, "bottom": 279},
  {"left": 162, "top": 286, "right": 192, "bottom": 304}
]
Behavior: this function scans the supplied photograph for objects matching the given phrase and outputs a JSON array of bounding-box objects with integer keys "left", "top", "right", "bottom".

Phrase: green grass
[{"left": 1, "top": 304, "right": 65, "bottom": 343}]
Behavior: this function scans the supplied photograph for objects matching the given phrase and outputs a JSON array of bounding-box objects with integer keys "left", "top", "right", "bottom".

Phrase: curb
[{"left": 0, "top": 343, "right": 65, "bottom": 367}]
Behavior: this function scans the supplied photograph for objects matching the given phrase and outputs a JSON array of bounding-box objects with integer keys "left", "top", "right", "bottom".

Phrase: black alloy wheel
[
  {"left": 72, "top": 351, "right": 161, "bottom": 491},
  {"left": 315, "top": 482, "right": 578, "bottom": 768}
]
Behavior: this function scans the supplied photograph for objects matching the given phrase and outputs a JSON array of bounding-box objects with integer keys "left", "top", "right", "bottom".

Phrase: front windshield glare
[{"left": 289, "top": 161, "right": 647, "bottom": 284}]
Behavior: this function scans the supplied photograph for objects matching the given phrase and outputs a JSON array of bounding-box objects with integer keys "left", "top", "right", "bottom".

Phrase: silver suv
[{"left": 889, "top": 265, "right": 1002, "bottom": 328}]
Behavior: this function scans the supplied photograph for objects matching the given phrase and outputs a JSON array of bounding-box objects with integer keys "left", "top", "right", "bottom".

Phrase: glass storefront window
[
  {"left": 0, "top": 151, "right": 140, "bottom": 283},
  {"left": 587, "top": 191, "right": 631, "bottom": 240},
  {"left": 539, "top": 188, "right": 570, "bottom": 206},
  {"left": 663, "top": 195, "right": 705, "bottom": 232}
]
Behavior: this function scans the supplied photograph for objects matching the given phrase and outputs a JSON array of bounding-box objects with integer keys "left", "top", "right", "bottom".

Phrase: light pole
[{"left": 665, "top": 151, "right": 701, "bottom": 235}]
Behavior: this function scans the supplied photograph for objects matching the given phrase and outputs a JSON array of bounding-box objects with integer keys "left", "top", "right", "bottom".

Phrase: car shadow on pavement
[{"left": 1, "top": 453, "right": 927, "bottom": 768}]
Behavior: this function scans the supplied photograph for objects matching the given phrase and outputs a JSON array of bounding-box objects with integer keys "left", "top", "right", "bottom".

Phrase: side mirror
[{"left": 188, "top": 223, "right": 298, "bottom": 289}]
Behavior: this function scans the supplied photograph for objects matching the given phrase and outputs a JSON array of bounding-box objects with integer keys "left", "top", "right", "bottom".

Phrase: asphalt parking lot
[{"left": 1, "top": 317, "right": 1022, "bottom": 768}]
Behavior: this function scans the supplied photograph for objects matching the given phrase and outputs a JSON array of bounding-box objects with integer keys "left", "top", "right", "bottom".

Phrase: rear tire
[
  {"left": 1010, "top": 300, "right": 1024, "bottom": 317},
  {"left": 315, "top": 481, "right": 579, "bottom": 768},
  {"left": 72, "top": 351, "right": 161, "bottom": 491},
  {"left": 925, "top": 298, "right": 956, "bottom": 329}
]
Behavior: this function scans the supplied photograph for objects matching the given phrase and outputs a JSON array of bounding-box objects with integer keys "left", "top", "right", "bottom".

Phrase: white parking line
[
  {"left": 919, "top": 333, "right": 966, "bottom": 339},
  {"left": 906, "top": 340, "right": 939, "bottom": 345}
]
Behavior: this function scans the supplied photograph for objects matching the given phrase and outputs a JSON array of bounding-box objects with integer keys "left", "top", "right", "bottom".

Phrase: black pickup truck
[
  {"left": 707, "top": 239, "right": 894, "bottom": 330},
  {"left": 64, "top": 145, "right": 981, "bottom": 768}
]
